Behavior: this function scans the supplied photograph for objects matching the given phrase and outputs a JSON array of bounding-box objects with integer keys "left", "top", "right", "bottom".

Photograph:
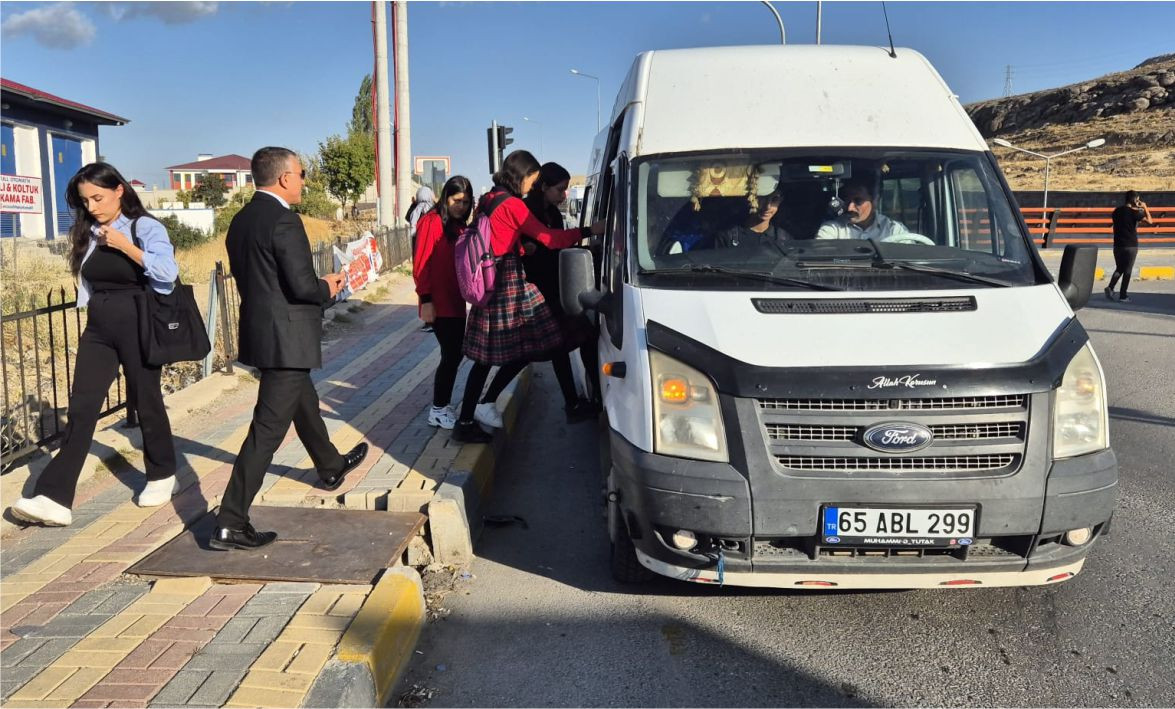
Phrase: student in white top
[{"left": 816, "top": 179, "right": 910, "bottom": 241}]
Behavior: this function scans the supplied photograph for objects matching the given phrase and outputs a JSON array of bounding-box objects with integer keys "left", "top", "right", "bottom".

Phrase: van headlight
[
  {"left": 1052, "top": 343, "right": 1109, "bottom": 459},
  {"left": 649, "top": 350, "right": 728, "bottom": 463}
]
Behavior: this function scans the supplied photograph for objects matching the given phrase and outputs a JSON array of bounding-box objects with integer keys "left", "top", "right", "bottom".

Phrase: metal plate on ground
[{"left": 128, "top": 506, "right": 425, "bottom": 585}]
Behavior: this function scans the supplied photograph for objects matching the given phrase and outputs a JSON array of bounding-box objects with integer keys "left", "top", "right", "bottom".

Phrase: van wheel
[{"left": 607, "top": 476, "right": 655, "bottom": 584}]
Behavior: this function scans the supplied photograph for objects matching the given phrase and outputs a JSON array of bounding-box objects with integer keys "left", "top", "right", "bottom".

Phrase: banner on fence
[
  {"left": 332, "top": 232, "right": 383, "bottom": 300},
  {"left": 0, "top": 174, "right": 44, "bottom": 214}
]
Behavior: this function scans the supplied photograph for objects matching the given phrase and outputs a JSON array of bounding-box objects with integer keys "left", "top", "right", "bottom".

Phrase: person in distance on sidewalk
[
  {"left": 211, "top": 147, "right": 367, "bottom": 551},
  {"left": 1105, "top": 189, "right": 1153, "bottom": 304},
  {"left": 9, "top": 163, "right": 181, "bottom": 527},
  {"left": 413, "top": 176, "right": 476, "bottom": 431}
]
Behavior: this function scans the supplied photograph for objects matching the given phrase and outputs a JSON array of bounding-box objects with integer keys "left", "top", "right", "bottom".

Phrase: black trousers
[
  {"left": 431, "top": 316, "right": 466, "bottom": 408},
  {"left": 459, "top": 361, "right": 527, "bottom": 422},
  {"left": 217, "top": 368, "right": 344, "bottom": 530},
  {"left": 35, "top": 291, "right": 175, "bottom": 508},
  {"left": 1109, "top": 246, "right": 1138, "bottom": 297}
]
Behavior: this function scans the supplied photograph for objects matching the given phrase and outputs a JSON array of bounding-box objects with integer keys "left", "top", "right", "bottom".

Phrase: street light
[
  {"left": 522, "top": 116, "right": 543, "bottom": 160},
  {"left": 992, "top": 137, "right": 1106, "bottom": 230},
  {"left": 569, "top": 68, "right": 601, "bottom": 133}
]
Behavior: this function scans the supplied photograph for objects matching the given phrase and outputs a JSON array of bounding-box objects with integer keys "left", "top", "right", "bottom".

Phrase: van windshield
[{"left": 633, "top": 150, "right": 1044, "bottom": 291}]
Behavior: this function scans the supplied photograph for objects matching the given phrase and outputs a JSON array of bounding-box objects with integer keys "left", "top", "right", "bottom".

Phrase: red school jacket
[
  {"left": 483, "top": 190, "right": 586, "bottom": 257},
  {"left": 413, "top": 211, "right": 466, "bottom": 319}
]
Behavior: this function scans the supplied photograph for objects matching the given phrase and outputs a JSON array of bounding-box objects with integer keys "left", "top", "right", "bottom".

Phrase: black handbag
[{"left": 131, "top": 218, "right": 212, "bottom": 366}]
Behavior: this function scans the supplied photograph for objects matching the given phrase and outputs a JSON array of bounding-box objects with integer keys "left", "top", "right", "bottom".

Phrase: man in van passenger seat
[{"left": 815, "top": 178, "right": 909, "bottom": 241}]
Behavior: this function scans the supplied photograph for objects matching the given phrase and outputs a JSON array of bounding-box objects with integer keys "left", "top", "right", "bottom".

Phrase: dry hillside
[{"left": 965, "top": 55, "right": 1175, "bottom": 191}]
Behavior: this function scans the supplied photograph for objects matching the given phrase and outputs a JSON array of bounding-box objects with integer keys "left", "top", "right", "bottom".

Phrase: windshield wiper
[
  {"left": 638, "top": 265, "right": 843, "bottom": 291},
  {"left": 797, "top": 238, "right": 1011, "bottom": 288}
]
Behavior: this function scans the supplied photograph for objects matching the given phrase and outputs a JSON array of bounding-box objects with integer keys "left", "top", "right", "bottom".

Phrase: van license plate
[{"left": 822, "top": 506, "right": 976, "bottom": 547}]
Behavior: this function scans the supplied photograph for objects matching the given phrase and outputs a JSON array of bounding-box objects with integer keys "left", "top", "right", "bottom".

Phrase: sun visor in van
[{"left": 656, "top": 163, "right": 780, "bottom": 198}]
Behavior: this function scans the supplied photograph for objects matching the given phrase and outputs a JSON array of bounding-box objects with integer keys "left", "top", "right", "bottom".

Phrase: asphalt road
[{"left": 396, "top": 280, "right": 1175, "bottom": 708}]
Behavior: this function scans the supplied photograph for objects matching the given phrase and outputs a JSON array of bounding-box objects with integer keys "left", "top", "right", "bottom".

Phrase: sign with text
[
  {"left": 332, "top": 233, "right": 383, "bottom": 301},
  {"left": 0, "top": 174, "right": 43, "bottom": 214}
]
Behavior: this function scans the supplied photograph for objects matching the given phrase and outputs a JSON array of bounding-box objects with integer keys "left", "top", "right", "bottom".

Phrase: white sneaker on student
[
  {"left": 474, "top": 402, "right": 503, "bottom": 429},
  {"left": 137, "top": 476, "right": 178, "bottom": 507},
  {"left": 428, "top": 405, "right": 458, "bottom": 430},
  {"left": 10, "top": 495, "right": 72, "bottom": 526}
]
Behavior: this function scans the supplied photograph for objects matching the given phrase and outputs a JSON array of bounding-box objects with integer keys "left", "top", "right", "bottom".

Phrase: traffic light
[
  {"left": 496, "top": 124, "right": 514, "bottom": 154},
  {"left": 486, "top": 122, "right": 516, "bottom": 175},
  {"left": 487, "top": 124, "right": 499, "bottom": 175}
]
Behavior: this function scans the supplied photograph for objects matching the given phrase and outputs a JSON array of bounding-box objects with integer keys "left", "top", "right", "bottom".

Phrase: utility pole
[
  {"left": 393, "top": 0, "right": 412, "bottom": 227},
  {"left": 1003, "top": 65, "right": 1014, "bottom": 97},
  {"left": 816, "top": 1, "right": 823, "bottom": 44},
  {"left": 373, "top": 2, "right": 394, "bottom": 228}
]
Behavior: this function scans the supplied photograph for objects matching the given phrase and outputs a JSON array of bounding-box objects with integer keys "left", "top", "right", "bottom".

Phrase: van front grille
[
  {"left": 766, "top": 422, "right": 1023, "bottom": 441},
  {"left": 776, "top": 454, "right": 1016, "bottom": 472},
  {"left": 757, "top": 395, "right": 1027, "bottom": 412}
]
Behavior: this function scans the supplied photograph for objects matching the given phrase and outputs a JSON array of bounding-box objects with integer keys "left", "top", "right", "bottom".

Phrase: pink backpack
[{"left": 454, "top": 192, "right": 511, "bottom": 307}]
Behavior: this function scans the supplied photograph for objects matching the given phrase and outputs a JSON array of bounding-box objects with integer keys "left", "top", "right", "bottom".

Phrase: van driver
[{"left": 816, "top": 178, "right": 909, "bottom": 241}]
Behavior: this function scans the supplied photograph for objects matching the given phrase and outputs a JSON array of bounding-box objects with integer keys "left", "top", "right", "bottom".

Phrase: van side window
[
  {"left": 602, "top": 159, "right": 627, "bottom": 348},
  {"left": 948, "top": 165, "right": 1001, "bottom": 256}
]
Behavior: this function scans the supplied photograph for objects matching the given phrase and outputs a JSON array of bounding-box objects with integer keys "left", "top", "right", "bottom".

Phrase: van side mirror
[
  {"left": 1057, "top": 245, "right": 1097, "bottom": 311},
  {"left": 560, "top": 248, "right": 606, "bottom": 316}
]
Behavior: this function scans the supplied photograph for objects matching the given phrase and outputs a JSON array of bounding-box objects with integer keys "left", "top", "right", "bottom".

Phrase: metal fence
[
  {"left": 1, "top": 288, "right": 132, "bottom": 470},
  {"left": 1, "top": 225, "right": 413, "bottom": 472}
]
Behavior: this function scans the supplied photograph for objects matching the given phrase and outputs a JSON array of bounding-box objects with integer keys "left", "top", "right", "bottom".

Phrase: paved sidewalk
[{"left": 0, "top": 272, "right": 485, "bottom": 708}]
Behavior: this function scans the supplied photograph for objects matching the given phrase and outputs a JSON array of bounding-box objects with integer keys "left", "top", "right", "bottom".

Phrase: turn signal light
[
  {"left": 660, "top": 377, "right": 689, "bottom": 403},
  {"left": 602, "top": 362, "right": 626, "bottom": 378}
]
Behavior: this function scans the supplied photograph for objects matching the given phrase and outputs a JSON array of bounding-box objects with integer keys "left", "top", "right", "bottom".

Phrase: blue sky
[{"left": 2, "top": 1, "right": 1173, "bottom": 190}]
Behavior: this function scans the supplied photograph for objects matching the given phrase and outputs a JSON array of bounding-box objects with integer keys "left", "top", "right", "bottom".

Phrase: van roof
[{"left": 625, "top": 45, "right": 988, "bottom": 157}]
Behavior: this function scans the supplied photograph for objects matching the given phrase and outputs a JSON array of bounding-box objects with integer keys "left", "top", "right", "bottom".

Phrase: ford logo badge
[{"left": 862, "top": 422, "right": 934, "bottom": 453}]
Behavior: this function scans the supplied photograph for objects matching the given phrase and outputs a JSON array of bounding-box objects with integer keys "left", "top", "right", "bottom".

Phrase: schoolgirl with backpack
[{"left": 451, "top": 150, "right": 604, "bottom": 442}]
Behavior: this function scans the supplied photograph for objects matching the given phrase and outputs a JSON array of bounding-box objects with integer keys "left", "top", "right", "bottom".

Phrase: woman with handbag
[
  {"left": 10, "top": 162, "right": 181, "bottom": 527},
  {"left": 452, "top": 150, "right": 604, "bottom": 443}
]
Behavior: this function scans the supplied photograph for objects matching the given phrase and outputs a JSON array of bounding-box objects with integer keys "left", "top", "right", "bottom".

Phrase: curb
[
  {"left": 429, "top": 366, "right": 533, "bottom": 566},
  {"left": 305, "top": 566, "right": 425, "bottom": 708}
]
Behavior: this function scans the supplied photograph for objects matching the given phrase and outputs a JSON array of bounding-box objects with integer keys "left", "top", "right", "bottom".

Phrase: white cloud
[
  {"left": 106, "top": 2, "right": 218, "bottom": 24},
  {"left": 1, "top": 3, "right": 96, "bottom": 49}
]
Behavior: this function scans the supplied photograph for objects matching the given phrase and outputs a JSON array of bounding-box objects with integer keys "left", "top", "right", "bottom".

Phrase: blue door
[
  {"left": 52, "top": 134, "right": 82, "bottom": 237},
  {"left": 1, "top": 124, "right": 19, "bottom": 238}
]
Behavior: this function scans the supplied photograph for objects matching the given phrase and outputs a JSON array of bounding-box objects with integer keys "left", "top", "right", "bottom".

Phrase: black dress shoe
[
  {"left": 319, "top": 442, "right": 369, "bottom": 491},
  {"left": 564, "top": 398, "right": 597, "bottom": 424},
  {"left": 209, "top": 523, "right": 277, "bottom": 551},
  {"left": 452, "top": 420, "right": 492, "bottom": 444}
]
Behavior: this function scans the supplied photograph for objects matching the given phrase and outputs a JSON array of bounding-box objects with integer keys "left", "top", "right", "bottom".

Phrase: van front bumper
[{"left": 610, "top": 430, "right": 1116, "bottom": 589}]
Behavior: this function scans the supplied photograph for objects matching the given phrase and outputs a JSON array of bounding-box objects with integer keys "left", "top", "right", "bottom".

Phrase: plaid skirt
[{"left": 464, "top": 255, "right": 564, "bottom": 365}]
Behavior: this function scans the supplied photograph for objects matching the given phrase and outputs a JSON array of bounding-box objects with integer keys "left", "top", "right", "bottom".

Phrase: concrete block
[
  {"left": 186, "top": 669, "right": 246, "bottom": 706},
  {"left": 303, "top": 660, "right": 377, "bottom": 708},
  {"left": 149, "top": 668, "right": 211, "bottom": 705},
  {"left": 404, "top": 535, "right": 433, "bottom": 567},
  {"left": 334, "top": 566, "right": 424, "bottom": 706},
  {"left": 427, "top": 497, "right": 473, "bottom": 567},
  {"left": 1140, "top": 265, "right": 1174, "bottom": 280}
]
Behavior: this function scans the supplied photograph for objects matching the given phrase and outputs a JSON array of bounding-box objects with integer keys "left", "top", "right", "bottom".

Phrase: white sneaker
[
  {"left": 137, "top": 476, "right": 178, "bottom": 507},
  {"left": 10, "top": 496, "right": 72, "bottom": 526},
  {"left": 427, "top": 405, "right": 458, "bottom": 430},
  {"left": 474, "top": 401, "right": 503, "bottom": 429}
]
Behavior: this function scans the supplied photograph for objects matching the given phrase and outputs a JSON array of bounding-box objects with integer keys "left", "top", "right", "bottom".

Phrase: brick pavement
[{"left": 0, "top": 273, "right": 479, "bottom": 707}]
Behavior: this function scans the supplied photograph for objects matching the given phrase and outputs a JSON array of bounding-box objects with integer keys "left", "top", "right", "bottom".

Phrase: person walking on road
[
  {"left": 522, "top": 162, "right": 597, "bottom": 423},
  {"left": 452, "top": 150, "right": 604, "bottom": 443},
  {"left": 413, "top": 176, "right": 475, "bottom": 431},
  {"left": 212, "top": 147, "right": 367, "bottom": 551},
  {"left": 1106, "top": 190, "right": 1154, "bottom": 303},
  {"left": 10, "top": 163, "right": 181, "bottom": 527}
]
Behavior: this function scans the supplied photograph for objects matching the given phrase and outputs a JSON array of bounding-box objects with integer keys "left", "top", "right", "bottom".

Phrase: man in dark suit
[{"left": 211, "top": 146, "right": 367, "bottom": 550}]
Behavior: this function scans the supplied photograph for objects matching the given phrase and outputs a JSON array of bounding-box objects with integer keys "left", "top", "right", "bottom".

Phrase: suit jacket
[{"left": 226, "top": 192, "right": 331, "bottom": 369}]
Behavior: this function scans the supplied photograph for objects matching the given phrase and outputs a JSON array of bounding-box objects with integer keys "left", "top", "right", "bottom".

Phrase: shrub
[
  {"left": 293, "top": 185, "right": 338, "bottom": 220},
  {"left": 158, "top": 214, "right": 211, "bottom": 250},
  {"left": 214, "top": 187, "right": 255, "bottom": 235}
]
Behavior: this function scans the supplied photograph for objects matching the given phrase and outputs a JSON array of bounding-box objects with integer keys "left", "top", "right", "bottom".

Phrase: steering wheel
[{"left": 882, "top": 233, "right": 936, "bottom": 246}]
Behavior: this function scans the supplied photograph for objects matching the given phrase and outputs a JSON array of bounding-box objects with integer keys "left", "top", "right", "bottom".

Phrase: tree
[
  {"left": 350, "top": 74, "right": 374, "bottom": 137},
  {"left": 192, "top": 172, "right": 228, "bottom": 208},
  {"left": 318, "top": 132, "right": 374, "bottom": 217},
  {"left": 294, "top": 153, "right": 340, "bottom": 220}
]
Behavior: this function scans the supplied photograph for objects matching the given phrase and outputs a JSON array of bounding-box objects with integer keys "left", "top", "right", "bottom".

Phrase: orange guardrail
[{"left": 1019, "top": 206, "right": 1175, "bottom": 246}]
